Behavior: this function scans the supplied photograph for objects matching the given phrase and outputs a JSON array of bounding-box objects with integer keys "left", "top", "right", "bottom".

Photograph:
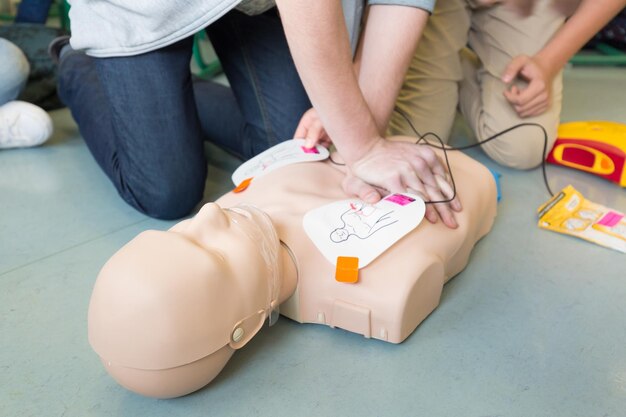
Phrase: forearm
[
  {"left": 535, "top": 0, "right": 626, "bottom": 76},
  {"left": 354, "top": 5, "right": 429, "bottom": 133},
  {"left": 275, "top": 0, "right": 380, "bottom": 164}
]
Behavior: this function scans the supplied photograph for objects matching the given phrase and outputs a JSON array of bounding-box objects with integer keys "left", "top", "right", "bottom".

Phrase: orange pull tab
[
  {"left": 335, "top": 256, "right": 359, "bottom": 283},
  {"left": 233, "top": 177, "right": 253, "bottom": 193}
]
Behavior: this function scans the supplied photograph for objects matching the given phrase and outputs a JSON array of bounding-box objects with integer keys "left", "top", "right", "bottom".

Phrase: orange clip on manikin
[
  {"left": 233, "top": 177, "right": 253, "bottom": 193},
  {"left": 335, "top": 256, "right": 359, "bottom": 283}
]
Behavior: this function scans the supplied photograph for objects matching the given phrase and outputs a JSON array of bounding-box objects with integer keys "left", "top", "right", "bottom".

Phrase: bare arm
[
  {"left": 534, "top": 0, "right": 626, "bottom": 76},
  {"left": 354, "top": 5, "right": 429, "bottom": 132},
  {"left": 298, "top": 5, "right": 429, "bottom": 144},
  {"left": 276, "top": 0, "right": 380, "bottom": 165},
  {"left": 502, "top": 0, "right": 626, "bottom": 117},
  {"left": 277, "top": 1, "right": 460, "bottom": 228}
]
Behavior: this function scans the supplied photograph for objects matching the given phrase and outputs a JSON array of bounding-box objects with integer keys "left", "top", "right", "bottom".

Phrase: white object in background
[{"left": 0, "top": 101, "right": 53, "bottom": 149}]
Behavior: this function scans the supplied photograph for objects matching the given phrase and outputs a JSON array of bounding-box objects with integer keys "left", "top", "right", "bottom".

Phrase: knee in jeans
[
  {"left": 124, "top": 175, "right": 205, "bottom": 220},
  {"left": 481, "top": 127, "right": 550, "bottom": 170}
]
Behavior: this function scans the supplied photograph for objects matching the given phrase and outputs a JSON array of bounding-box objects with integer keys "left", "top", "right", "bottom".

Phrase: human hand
[
  {"left": 294, "top": 108, "right": 333, "bottom": 149},
  {"left": 343, "top": 137, "right": 462, "bottom": 229},
  {"left": 502, "top": 54, "right": 554, "bottom": 118}
]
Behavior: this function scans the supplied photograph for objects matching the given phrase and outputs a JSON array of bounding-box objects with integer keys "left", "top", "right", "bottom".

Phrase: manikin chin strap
[
  {"left": 225, "top": 205, "right": 285, "bottom": 349},
  {"left": 227, "top": 240, "right": 298, "bottom": 350}
]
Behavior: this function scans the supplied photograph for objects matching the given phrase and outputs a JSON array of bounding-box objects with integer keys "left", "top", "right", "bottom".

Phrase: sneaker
[
  {"left": 48, "top": 35, "right": 71, "bottom": 65},
  {"left": 0, "top": 101, "right": 53, "bottom": 149}
]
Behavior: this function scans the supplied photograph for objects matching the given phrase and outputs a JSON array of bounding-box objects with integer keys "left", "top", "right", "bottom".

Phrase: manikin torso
[
  {"left": 217, "top": 148, "right": 496, "bottom": 343},
  {"left": 88, "top": 143, "right": 497, "bottom": 398}
]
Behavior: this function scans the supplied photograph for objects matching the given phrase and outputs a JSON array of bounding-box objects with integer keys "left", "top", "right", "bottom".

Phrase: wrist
[
  {"left": 533, "top": 51, "right": 561, "bottom": 81},
  {"left": 339, "top": 134, "right": 383, "bottom": 167},
  {"left": 326, "top": 105, "right": 383, "bottom": 166}
]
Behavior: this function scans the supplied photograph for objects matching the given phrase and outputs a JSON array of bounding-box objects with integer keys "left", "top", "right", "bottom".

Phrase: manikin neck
[{"left": 277, "top": 240, "right": 298, "bottom": 304}]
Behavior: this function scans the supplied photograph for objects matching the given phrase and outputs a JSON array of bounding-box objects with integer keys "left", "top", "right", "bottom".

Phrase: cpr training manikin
[{"left": 87, "top": 139, "right": 497, "bottom": 398}]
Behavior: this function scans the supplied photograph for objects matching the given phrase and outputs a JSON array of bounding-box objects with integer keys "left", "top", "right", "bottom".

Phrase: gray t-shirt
[
  {"left": 236, "top": 0, "right": 276, "bottom": 15},
  {"left": 68, "top": 0, "right": 435, "bottom": 57}
]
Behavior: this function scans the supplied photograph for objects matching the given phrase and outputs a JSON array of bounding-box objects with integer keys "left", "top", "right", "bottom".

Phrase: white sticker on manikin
[
  {"left": 303, "top": 193, "right": 426, "bottom": 268},
  {"left": 232, "top": 139, "right": 329, "bottom": 186}
]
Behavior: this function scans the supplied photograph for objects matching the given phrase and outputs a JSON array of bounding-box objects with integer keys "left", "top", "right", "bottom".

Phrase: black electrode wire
[
  {"left": 329, "top": 152, "right": 344, "bottom": 166},
  {"left": 413, "top": 124, "right": 458, "bottom": 205},
  {"left": 328, "top": 107, "right": 554, "bottom": 203},
  {"left": 394, "top": 106, "right": 555, "bottom": 198}
]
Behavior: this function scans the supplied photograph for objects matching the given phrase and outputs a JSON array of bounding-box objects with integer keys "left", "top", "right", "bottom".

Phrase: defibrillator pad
[
  {"left": 303, "top": 193, "right": 426, "bottom": 268},
  {"left": 232, "top": 139, "right": 329, "bottom": 186}
]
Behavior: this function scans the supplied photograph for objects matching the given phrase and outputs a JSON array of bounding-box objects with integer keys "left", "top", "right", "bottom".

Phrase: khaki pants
[{"left": 389, "top": 0, "right": 566, "bottom": 169}]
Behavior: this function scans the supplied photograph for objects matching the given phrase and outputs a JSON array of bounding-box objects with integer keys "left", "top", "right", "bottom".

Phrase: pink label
[
  {"left": 597, "top": 211, "right": 624, "bottom": 227},
  {"left": 385, "top": 194, "right": 415, "bottom": 206},
  {"left": 301, "top": 146, "right": 319, "bottom": 154}
]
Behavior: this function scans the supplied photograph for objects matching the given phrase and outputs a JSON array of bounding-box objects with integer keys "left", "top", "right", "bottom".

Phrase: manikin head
[{"left": 88, "top": 203, "right": 281, "bottom": 398}]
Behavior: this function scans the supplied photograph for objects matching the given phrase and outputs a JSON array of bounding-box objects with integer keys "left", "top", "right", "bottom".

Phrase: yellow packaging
[{"left": 537, "top": 185, "right": 626, "bottom": 253}]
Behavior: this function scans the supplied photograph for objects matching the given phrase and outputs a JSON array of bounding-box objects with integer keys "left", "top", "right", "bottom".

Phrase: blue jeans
[
  {"left": 15, "top": 0, "right": 53, "bottom": 24},
  {"left": 58, "top": 10, "right": 311, "bottom": 219}
]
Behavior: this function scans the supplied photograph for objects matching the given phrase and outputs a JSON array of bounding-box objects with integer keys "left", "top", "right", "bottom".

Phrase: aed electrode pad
[
  {"left": 303, "top": 193, "right": 426, "bottom": 269},
  {"left": 232, "top": 139, "right": 329, "bottom": 186}
]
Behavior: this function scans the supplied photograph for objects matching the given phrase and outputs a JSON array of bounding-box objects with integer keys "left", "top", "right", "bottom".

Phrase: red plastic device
[{"left": 547, "top": 121, "right": 626, "bottom": 187}]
